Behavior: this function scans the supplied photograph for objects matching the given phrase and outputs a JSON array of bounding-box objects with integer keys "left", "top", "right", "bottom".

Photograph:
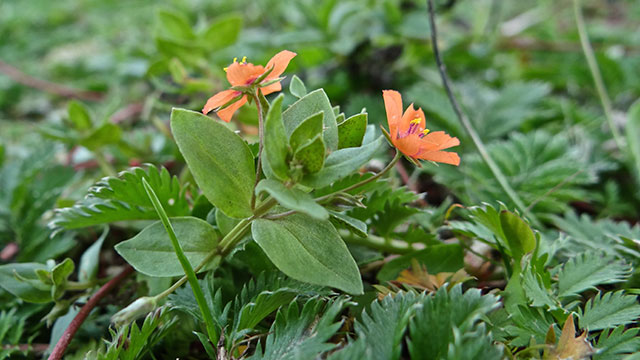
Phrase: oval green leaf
[
  {"left": 255, "top": 179, "right": 328, "bottom": 220},
  {"left": 171, "top": 108, "right": 255, "bottom": 218},
  {"left": 252, "top": 214, "right": 363, "bottom": 294},
  {"left": 115, "top": 216, "right": 219, "bottom": 277}
]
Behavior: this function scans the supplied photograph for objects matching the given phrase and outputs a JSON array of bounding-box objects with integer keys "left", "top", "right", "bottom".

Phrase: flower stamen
[{"left": 419, "top": 128, "right": 430, "bottom": 138}]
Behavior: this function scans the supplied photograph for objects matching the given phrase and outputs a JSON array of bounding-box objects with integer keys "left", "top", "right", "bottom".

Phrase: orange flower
[
  {"left": 382, "top": 90, "right": 460, "bottom": 166},
  {"left": 202, "top": 50, "right": 297, "bottom": 122}
]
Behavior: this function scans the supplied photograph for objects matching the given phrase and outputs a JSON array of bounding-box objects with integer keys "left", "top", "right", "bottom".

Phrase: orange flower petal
[
  {"left": 393, "top": 135, "right": 422, "bottom": 158},
  {"left": 420, "top": 131, "right": 460, "bottom": 152},
  {"left": 383, "top": 90, "right": 403, "bottom": 140},
  {"left": 215, "top": 95, "right": 247, "bottom": 122},
  {"left": 264, "top": 50, "right": 297, "bottom": 80},
  {"left": 417, "top": 150, "right": 460, "bottom": 166},
  {"left": 202, "top": 89, "right": 240, "bottom": 114},
  {"left": 260, "top": 81, "right": 282, "bottom": 96},
  {"left": 226, "top": 62, "right": 265, "bottom": 87}
]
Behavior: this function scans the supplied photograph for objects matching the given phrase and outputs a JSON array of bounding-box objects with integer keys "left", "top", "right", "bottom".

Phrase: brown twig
[
  {"left": 0, "top": 60, "right": 104, "bottom": 101},
  {"left": 48, "top": 266, "right": 134, "bottom": 360},
  {"left": 110, "top": 103, "right": 144, "bottom": 123}
]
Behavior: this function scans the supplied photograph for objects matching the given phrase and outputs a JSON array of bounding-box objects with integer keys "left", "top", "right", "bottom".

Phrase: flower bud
[{"left": 111, "top": 296, "right": 158, "bottom": 327}]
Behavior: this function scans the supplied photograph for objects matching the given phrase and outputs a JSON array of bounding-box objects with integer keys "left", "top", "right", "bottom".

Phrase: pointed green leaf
[
  {"left": 290, "top": 112, "right": 323, "bottom": 151},
  {"left": 252, "top": 214, "right": 363, "bottom": 294},
  {"left": 289, "top": 75, "right": 307, "bottom": 98},
  {"left": 256, "top": 179, "right": 328, "bottom": 220},
  {"left": 0, "top": 263, "right": 52, "bottom": 303},
  {"left": 201, "top": 14, "right": 242, "bottom": 49},
  {"left": 302, "top": 136, "right": 384, "bottom": 188},
  {"left": 282, "top": 89, "right": 339, "bottom": 151},
  {"left": 338, "top": 113, "right": 368, "bottom": 149},
  {"left": 115, "top": 217, "right": 219, "bottom": 277},
  {"left": 171, "top": 108, "right": 255, "bottom": 218},
  {"left": 627, "top": 100, "right": 640, "bottom": 189},
  {"left": 293, "top": 134, "right": 325, "bottom": 174},
  {"left": 500, "top": 210, "right": 535, "bottom": 262},
  {"left": 264, "top": 95, "right": 289, "bottom": 180},
  {"left": 67, "top": 101, "right": 92, "bottom": 130}
]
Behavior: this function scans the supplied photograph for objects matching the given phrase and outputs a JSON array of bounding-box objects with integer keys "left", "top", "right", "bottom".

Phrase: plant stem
[
  {"left": 153, "top": 197, "right": 278, "bottom": 302},
  {"left": 142, "top": 179, "right": 218, "bottom": 344},
  {"left": 339, "top": 230, "right": 417, "bottom": 254},
  {"left": 315, "top": 150, "right": 401, "bottom": 203},
  {"left": 250, "top": 90, "right": 266, "bottom": 210},
  {"left": 573, "top": 0, "right": 624, "bottom": 151},
  {"left": 426, "top": 0, "right": 541, "bottom": 229},
  {"left": 48, "top": 266, "right": 134, "bottom": 360},
  {"left": 93, "top": 151, "right": 116, "bottom": 176}
]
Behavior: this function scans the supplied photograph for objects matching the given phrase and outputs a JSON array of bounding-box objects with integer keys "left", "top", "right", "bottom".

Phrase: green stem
[
  {"left": 142, "top": 178, "right": 218, "bottom": 344},
  {"left": 316, "top": 150, "right": 401, "bottom": 203},
  {"left": 340, "top": 230, "right": 417, "bottom": 254},
  {"left": 93, "top": 152, "right": 116, "bottom": 176},
  {"left": 250, "top": 90, "right": 266, "bottom": 210},
  {"left": 426, "top": 0, "right": 542, "bottom": 228},
  {"left": 573, "top": 0, "right": 624, "bottom": 151}
]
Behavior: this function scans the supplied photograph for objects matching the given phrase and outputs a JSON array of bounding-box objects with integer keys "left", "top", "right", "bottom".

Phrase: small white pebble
[{"left": 168, "top": 198, "right": 175, "bottom": 206}]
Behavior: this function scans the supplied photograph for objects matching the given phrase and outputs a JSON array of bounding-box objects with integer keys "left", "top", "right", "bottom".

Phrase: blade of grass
[{"left": 141, "top": 178, "right": 219, "bottom": 345}]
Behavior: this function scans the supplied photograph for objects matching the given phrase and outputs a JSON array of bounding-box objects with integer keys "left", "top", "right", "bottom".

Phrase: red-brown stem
[
  {"left": 48, "top": 266, "right": 134, "bottom": 360},
  {"left": 0, "top": 60, "right": 104, "bottom": 101}
]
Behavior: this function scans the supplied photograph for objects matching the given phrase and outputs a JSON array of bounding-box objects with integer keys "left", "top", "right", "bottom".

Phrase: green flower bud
[{"left": 111, "top": 296, "right": 158, "bottom": 327}]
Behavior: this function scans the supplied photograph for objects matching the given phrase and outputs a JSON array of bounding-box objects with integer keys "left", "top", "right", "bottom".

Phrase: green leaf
[
  {"left": 67, "top": 101, "right": 92, "bottom": 130},
  {"left": 293, "top": 134, "right": 325, "bottom": 174},
  {"left": 215, "top": 208, "right": 240, "bottom": 236},
  {"left": 0, "top": 263, "right": 52, "bottom": 303},
  {"left": 201, "top": 14, "right": 242, "bottom": 49},
  {"left": 329, "top": 211, "right": 367, "bottom": 237},
  {"left": 78, "top": 227, "right": 107, "bottom": 282},
  {"left": 51, "top": 258, "right": 74, "bottom": 299},
  {"left": 521, "top": 263, "right": 557, "bottom": 309},
  {"left": 115, "top": 217, "right": 219, "bottom": 277},
  {"left": 593, "top": 326, "right": 640, "bottom": 360},
  {"left": 282, "top": 89, "right": 339, "bottom": 151},
  {"left": 171, "top": 108, "right": 255, "bottom": 218},
  {"left": 50, "top": 165, "right": 189, "bottom": 230},
  {"left": 289, "top": 75, "right": 307, "bottom": 98},
  {"left": 252, "top": 214, "right": 363, "bottom": 294},
  {"left": 289, "top": 112, "right": 323, "bottom": 151},
  {"left": 407, "top": 285, "right": 502, "bottom": 360},
  {"left": 556, "top": 252, "right": 631, "bottom": 299},
  {"left": 578, "top": 291, "right": 640, "bottom": 331},
  {"left": 337, "top": 113, "right": 367, "bottom": 149},
  {"left": 330, "top": 292, "right": 424, "bottom": 360},
  {"left": 157, "top": 9, "right": 194, "bottom": 40},
  {"left": 377, "top": 244, "right": 464, "bottom": 282},
  {"left": 255, "top": 179, "right": 328, "bottom": 220},
  {"left": 80, "top": 122, "right": 122, "bottom": 151},
  {"left": 248, "top": 298, "right": 347, "bottom": 360},
  {"left": 263, "top": 95, "right": 290, "bottom": 180},
  {"left": 301, "top": 135, "right": 384, "bottom": 188},
  {"left": 500, "top": 210, "right": 535, "bottom": 262}
]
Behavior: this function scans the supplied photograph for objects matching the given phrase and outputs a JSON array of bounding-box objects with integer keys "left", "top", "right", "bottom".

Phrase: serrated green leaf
[
  {"left": 255, "top": 179, "right": 328, "bottom": 220},
  {"left": 337, "top": 113, "right": 367, "bottom": 149},
  {"left": 282, "top": 89, "right": 339, "bottom": 151},
  {"left": 171, "top": 108, "right": 255, "bottom": 218},
  {"left": 289, "top": 75, "right": 307, "bottom": 98},
  {"left": 50, "top": 165, "right": 189, "bottom": 230},
  {"left": 115, "top": 217, "right": 219, "bottom": 277},
  {"left": 556, "top": 252, "right": 631, "bottom": 299},
  {"left": 263, "top": 95, "right": 289, "bottom": 180},
  {"left": 578, "top": 291, "right": 640, "bottom": 331},
  {"left": 252, "top": 214, "right": 363, "bottom": 294},
  {"left": 593, "top": 326, "right": 640, "bottom": 360}
]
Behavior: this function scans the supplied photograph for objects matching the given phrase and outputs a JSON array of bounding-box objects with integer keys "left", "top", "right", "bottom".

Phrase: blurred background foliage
[{"left": 2, "top": 0, "right": 640, "bottom": 357}]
